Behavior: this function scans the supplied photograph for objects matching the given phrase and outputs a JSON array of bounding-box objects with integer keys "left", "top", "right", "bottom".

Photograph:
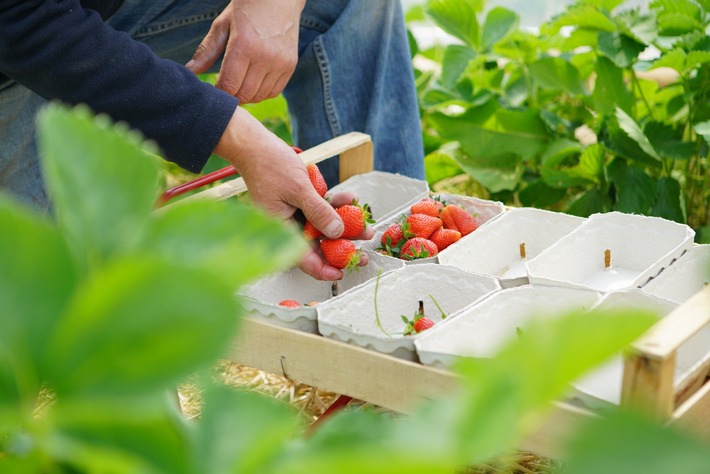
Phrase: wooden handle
[{"left": 164, "top": 132, "right": 373, "bottom": 207}]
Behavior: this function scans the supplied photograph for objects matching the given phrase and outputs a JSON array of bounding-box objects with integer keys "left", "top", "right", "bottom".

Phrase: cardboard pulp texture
[
  {"left": 238, "top": 251, "right": 405, "bottom": 333},
  {"left": 362, "top": 193, "right": 506, "bottom": 264},
  {"left": 641, "top": 244, "right": 710, "bottom": 304},
  {"left": 438, "top": 207, "right": 585, "bottom": 288},
  {"left": 571, "top": 289, "right": 710, "bottom": 411},
  {"left": 525, "top": 212, "right": 695, "bottom": 292},
  {"left": 413, "top": 285, "right": 600, "bottom": 368},
  {"left": 328, "top": 171, "right": 429, "bottom": 224},
  {"left": 316, "top": 264, "right": 501, "bottom": 361}
]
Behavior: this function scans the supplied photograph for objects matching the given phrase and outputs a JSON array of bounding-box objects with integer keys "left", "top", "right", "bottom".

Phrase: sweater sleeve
[{"left": 0, "top": 0, "right": 238, "bottom": 173}]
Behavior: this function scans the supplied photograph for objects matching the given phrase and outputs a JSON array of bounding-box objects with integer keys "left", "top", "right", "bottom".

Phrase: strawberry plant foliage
[{"left": 418, "top": 0, "right": 710, "bottom": 240}]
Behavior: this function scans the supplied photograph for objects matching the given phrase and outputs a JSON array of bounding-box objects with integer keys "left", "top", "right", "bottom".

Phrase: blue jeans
[{"left": 0, "top": 0, "right": 424, "bottom": 209}]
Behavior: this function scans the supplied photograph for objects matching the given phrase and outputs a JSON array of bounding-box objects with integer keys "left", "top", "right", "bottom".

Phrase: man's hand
[
  {"left": 216, "top": 108, "right": 375, "bottom": 281},
  {"left": 186, "top": 0, "right": 304, "bottom": 104}
]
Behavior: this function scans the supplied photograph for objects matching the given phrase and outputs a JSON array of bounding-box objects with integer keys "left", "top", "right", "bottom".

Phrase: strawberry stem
[
  {"left": 373, "top": 269, "right": 392, "bottom": 338},
  {"left": 428, "top": 293, "right": 447, "bottom": 319}
]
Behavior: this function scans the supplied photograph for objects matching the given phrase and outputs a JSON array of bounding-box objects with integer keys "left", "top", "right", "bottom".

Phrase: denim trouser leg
[{"left": 285, "top": 0, "right": 425, "bottom": 187}]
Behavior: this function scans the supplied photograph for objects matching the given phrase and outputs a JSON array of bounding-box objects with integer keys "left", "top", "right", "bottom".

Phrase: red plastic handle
[{"left": 155, "top": 146, "right": 303, "bottom": 207}]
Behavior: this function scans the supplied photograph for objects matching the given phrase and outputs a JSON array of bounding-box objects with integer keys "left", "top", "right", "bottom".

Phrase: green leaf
[
  {"left": 651, "top": 177, "right": 685, "bottom": 223},
  {"left": 540, "top": 140, "right": 601, "bottom": 189},
  {"left": 426, "top": 0, "right": 481, "bottom": 49},
  {"left": 529, "top": 57, "right": 588, "bottom": 95},
  {"left": 429, "top": 101, "right": 550, "bottom": 164},
  {"left": 582, "top": 0, "right": 625, "bottom": 10},
  {"left": 36, "top": 104, "right": 159, "bottom": 273},
  {"left": 518, "top": 179, "right": 567, "bottom": 208},
  {"left": 51, "top": 397, "right": 192, "bottom": 474},
  {"left": 567, "top": 188, "right": 613, "bottom": 217},
  {"left": 449, "top": 308, "right": 656, "bottom": 464},
  {"left": 551, "top": 4, "right": 618, "bottom": 33},
  {"left": 578, "top": 144, "right": 606, "bottom": 182},
  {"left": 615, "top": 107, "right": 661, "bottom": 161},
  {"left": 560, "top": 409, "right": 710, "bottom": 474},
  {"left": 645, "top": 122, "right": 696, "bottom": 160},
  {"left": 0, "top": 197, "right": 78, "bottom": 400},
  {"left": 481, "top": 7, "right": 519, "bottom": 51},
  {"left": 146, "top": 199, "right": 307, "bottom": 289},
  {"left": 651, "top": 48, "right": 686, "bottom": 74},
  {"left": 598, "top": 32, "right": 646, "bottom": 68},
  {"left": 195, "top": 385, "right": 300, "bottom": 474},
  {"left": 695, "top": 120, "right": 710, "bottom": 142},
  {"left": 440, "top": 45, "right": 478, "bottom": 89},
  {"left": 607, "top": 159, "right": 657, "bottom": 214},
  {"left": 614, "top": 10, "right": 658, "bottom": 45},
  {"left": 46, "top": 258, "right": 240, "bottom": 397},
  {"left": 454, "top": 152, "right": 524, "bottom": 193},
  {"left": 424, "top": 145, "right": 464, "bottom": 185},
  {"left": 603, "top": 117, "right": 662, "bottom": 168}
]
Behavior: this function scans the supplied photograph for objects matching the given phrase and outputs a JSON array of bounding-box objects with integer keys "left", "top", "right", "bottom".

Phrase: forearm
[{"left": 0, "top": 0, "right": 237, "bottom": 173}]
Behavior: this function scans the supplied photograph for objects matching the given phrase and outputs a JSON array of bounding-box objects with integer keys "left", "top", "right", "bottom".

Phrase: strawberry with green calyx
[
  {"left": 306, "top": 162, "right": 328, "bottom": 198},
  {"left": 441, "top": 205, "right": 478, "bottom": 236},
  {"left": 410, "top": 197, "right": 445, "bottom": 217},
  {"left": 430, "top": 228, "right": 461, "bottom": 252},
  {"left": 279, "top": 299, "right": 301, "bottom": 308},
  {"left": 320, "top": 238, "right": 362, "bottom": 271},
  {"left": 336, "top": 200, "right": 375, "bottom": 239},
  {"left": 400, "top": 237, "right": 438, "bottom": 260},
  {"left": 402, "top": 300, "right": 435, "bottom": 335},
  {"left": 405, "top": 213, "right": 443, "bottom": 239},
  {"left": 377, "top": 223, "right": 407, "bottom": 256}
]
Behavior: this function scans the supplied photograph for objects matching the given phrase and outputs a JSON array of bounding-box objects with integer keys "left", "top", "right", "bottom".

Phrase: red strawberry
[
  {"left": 378, "top": 223, "right": 406, "bottom": 256},
  {"left": 335, "top": 201, "right": 374, "bottom": 239},
  {"left": 413, "top": 316, "right": 435, "bottom": 333},
  {"left": 306, "top": 162, "right": 327, "bottom": 198},
  {"left": 278, "top": 299, "right": 301, "bottom": 308},
  {"left": 402, "top": 301, "right": 436, "bottom": 335},
  {"left": 320, "top": 239, "right": 361, "bottom": 271},
  {"left": 400, "top": 237, "right": 438, "bottom": 260},
  {"left": 410, "top": 197, "right": 444, "bottom": 217},
  {"left": 303, "top": 220, "right": 321, "bottom": 240},
  {"left": 405, "top": 214, "right": 443, "bottom": 239},
  {"left": 430, "top": 228, "right": 461, "bottom": 251},
  {"left": 440, "top": 205, "right": 478, "bottom": 236}
]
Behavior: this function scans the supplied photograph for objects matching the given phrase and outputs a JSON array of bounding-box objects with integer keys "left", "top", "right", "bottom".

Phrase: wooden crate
[{"left": 190, "top": 132, "right": 710, "bottom": 459}]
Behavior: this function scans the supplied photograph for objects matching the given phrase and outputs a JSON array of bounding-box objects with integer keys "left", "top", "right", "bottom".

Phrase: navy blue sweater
[{"left": 0, "top": 0, "right": 238, "bottom": 173}]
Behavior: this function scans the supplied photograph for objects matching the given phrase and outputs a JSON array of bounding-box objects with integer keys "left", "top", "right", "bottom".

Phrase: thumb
[
  {"left": 186, "top": 21, "right": 229, "bottom": 74},
  {"left": 299, "top": 191, "right": 343, "bottom": 239}
]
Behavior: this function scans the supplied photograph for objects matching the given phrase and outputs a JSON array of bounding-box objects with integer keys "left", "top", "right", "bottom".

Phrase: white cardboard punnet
[
  {"left": 316, "top": 264, "right": 501, "bottom": 361},
  {"left": 641, "top": 245, "right": 710, "bottom": 304},
  {"left": 438, "top": 208, "right": 585, "bottom": 287},
  {"left": 413, "top": 285, "right": 600, "bottom": 368},
  {"left": 525, "top": 212, "right": 695, "bottom": 292},
  {"left": 328, "top": 171, "right": 429, "bottom": 224},
  {"left": 238, "top": 251, "right": 404, "bottom": 333}
]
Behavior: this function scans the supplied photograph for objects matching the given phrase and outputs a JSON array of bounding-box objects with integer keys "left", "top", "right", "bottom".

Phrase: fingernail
[
  {"left": 325, "top": 220, "right": 343, "bottom": 238},
  {"left": 185, "top": 59, "right": 195, "bottom": 69}
]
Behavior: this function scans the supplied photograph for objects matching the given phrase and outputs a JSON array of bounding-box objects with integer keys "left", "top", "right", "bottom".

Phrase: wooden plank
[
  {"left": 229, "top": 317, "right": 458, "bottom": 414},
  {"left": 621, "top": 351, "right": 676, "bottom": 418},
  {"left": 672, "top": 378, "right": 710, "bottom": 442},
  {"left": 339, "top": 139, "right": 374, "bottom": 182},
  {"left": 632, "top": 286, "right": 710, "bottom": 360},
  {"left": 166, "top": 132, "right": 373, "bottom": 206}
]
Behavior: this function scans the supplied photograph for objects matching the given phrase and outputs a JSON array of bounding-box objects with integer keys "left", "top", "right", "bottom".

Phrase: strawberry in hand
[
  {"left": 336, "top": 200, "right": 375, "bottom": 239},
  {"left": 306, "top": 162, "right": 328, "bottom": 198},
  {"left": 320, "top": 238, "right": 362, "bottom": 272}
]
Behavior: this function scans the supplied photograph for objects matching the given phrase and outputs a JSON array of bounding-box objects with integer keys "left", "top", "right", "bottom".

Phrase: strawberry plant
[{"left": 414, "top": 0, "right": 710, "bottom": 241}]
